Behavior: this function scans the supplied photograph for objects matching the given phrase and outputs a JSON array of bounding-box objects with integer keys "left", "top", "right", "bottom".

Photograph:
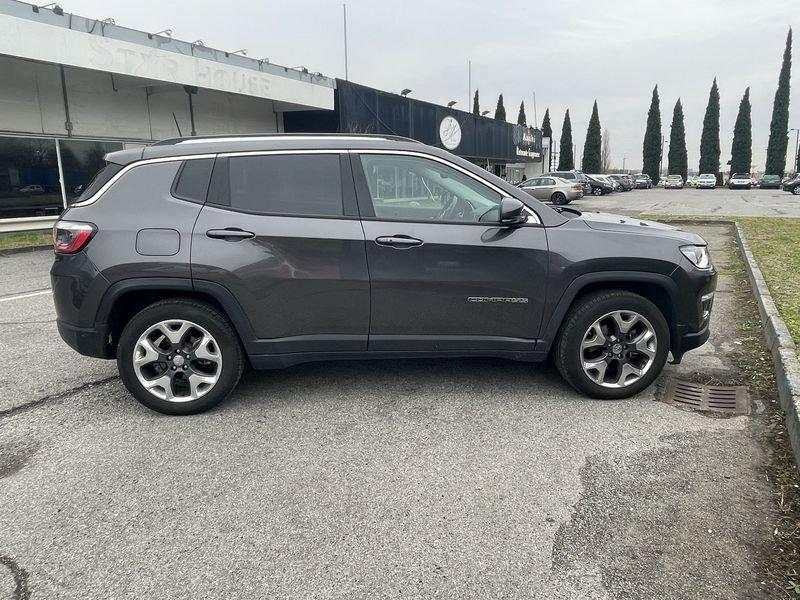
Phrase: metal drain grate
[{"left": 661, "top": 379, "right": 750, "bottom": 415}]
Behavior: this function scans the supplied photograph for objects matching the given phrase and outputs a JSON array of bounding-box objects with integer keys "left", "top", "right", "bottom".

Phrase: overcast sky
[{"left": 63, "top": 0, "right": 797, "bottom": 171}]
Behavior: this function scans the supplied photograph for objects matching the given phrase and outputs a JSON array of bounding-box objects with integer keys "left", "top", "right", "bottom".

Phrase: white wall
[
  {"left": 0, "top": 55, "right": 65, "bottom": 134},
  {"left": 0, "top": 56, "right": 279, "bottom": 141},
  {"left": 0, "top": 12, "right": 333, "bottom": 109}
]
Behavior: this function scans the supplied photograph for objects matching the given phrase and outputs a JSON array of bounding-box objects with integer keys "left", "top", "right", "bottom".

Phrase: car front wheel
[
  {"left": 592, "top": 187, "right": 603, "bottom": 196},
  {"left": 792, "top": 187, "right": 800, "bottom": 195},
  {"left": 117, "top": 299, "right": 245, "bottom": 415},
  {"left": 554, "top": 290, "right": 670, "bottom": 399}
]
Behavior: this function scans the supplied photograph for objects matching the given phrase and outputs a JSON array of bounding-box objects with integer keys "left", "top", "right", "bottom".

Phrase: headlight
[{"left": 680, "top": 245, "right": 712, "bottom": 269}]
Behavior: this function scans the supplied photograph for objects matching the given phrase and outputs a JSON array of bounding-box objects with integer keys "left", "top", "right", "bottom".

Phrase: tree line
[{"left": 504, "top": 28, "right": 792, "bottom": 180}]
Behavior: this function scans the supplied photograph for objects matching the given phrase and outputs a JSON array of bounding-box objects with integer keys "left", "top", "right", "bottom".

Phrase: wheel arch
[
  {"left": 539, "top": 271, "right": 679, "bottom": 356},
  {"left": 97, "top": 278, "right": 257, "bottom": 357}
]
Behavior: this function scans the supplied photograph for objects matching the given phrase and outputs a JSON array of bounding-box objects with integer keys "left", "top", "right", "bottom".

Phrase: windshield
[
  {"left": 732, "top": 173, "right": 750, "bottom": 178},
  {"left": 763, "top": 175, "right": 779, "bottom": 180},
  {"left": 700, "top": 174, "right": 715, "bottom": 178},
  {"left": 667, "top": 175, "right": 682, "bottom": 179}
]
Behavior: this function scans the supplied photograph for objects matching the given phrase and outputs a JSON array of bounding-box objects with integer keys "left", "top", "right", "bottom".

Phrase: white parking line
[{"left": 0, "top": 289, "right": 52, "bottom": 303}]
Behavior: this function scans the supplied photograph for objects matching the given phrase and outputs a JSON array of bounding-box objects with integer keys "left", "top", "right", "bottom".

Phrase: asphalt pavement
[
  {"left": 576, "top": 185, "right": 800, "bottom": 217},
  {"left": 0, "top": 222, "right": 780, "bottom": 599}
]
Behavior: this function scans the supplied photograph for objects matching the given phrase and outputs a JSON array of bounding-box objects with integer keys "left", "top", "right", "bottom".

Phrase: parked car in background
[
  {"left": 586, "top": 175, "right": 615, "bottom": 195},
  {"left": 544, "top": 171, "right": 592, "bottom": 195},
  {"left": 518, "top": 176, "right": 584, "bottom": 204},
  {"left": 665, "top": 175, "right": 684, "bottom": 189},
  {"left": 697, "top": 174, "right": 717, "bottom": 189},
  {"left": 19, "top": 184, "right": 45, "bottom": 193},
  {"left": 783, "top": 175, "right": 800, "bottom": 195},
  {"left": 633, "top": 174, "right": 652, "bottom": 189},
  {"left": 728, "top": 173, "right": 752, "bottom": 189},
  {"left": 608, "top": 174, "right": 633, "bottom": 191},
  {"left": 759, "top": 174, "right": 782, "bottom": 189}
]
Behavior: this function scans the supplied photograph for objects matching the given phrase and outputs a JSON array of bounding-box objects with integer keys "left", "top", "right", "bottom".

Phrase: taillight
[{"left": 53, "top": 221, "right": 96, "bottom": 254}]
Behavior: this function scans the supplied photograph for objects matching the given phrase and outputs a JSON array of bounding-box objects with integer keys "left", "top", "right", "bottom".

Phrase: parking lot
[
  {"left": 576, "top": 185, "right": 800, "bottom": 218},
  {"left": 0, "top": 218, "right": 783, "bottom": 599}
]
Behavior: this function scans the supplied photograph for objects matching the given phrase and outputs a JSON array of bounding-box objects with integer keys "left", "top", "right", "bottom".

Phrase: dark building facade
[{"left": 285, "top": 80, "right": 543, "bottom": 179}]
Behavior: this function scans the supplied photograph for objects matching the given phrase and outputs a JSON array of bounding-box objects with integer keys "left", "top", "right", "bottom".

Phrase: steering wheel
[{"left": 436, "top": 196, "right": 475, "bottom": 221}]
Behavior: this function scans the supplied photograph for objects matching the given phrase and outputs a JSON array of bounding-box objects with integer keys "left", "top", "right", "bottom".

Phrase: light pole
[
  {"left": 660, "top": 137, "right": 669, "bottom": 176},
  {"left": 790, "top": 128, "right": 800, "bottom": 175}
]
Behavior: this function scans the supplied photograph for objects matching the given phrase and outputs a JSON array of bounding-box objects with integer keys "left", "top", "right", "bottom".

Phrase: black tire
[
  {"left": 554, "top": 290, "right": 670, "bottom": 400},
  {"left": 592, "top": 187, "right": 603, "bottom": 196},
  {"left": 551, "top": 192, "right": 567, "bottom": 205},
  {"left": 792, "top": 186, "right": 800, "bottom": 195},
  {"left": 117, "top": 299, "right": 245, "bottom": 415}
]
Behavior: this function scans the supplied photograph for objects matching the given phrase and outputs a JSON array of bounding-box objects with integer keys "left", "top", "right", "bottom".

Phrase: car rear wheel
[
  {"left": 554, "top": 290, "right": 670, "bottom": 399},
  {"left": 117, "top": 299, "right": 244, "bottom": 415},
  {"left": 551, "top": 192, "right": 568, "bottom": 205},
  {"left": 792, "top": 187, "right": 800, "bottom": 195}
]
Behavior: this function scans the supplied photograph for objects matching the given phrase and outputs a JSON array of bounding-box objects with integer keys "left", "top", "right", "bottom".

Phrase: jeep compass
[{"left": 51, "top": 134, "right": 716, "bottom": 414}]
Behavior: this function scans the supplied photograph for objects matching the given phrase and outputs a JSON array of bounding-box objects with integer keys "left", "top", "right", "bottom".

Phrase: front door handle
[
  {"left": 206, "top": 228, "right": 255, "bottom": 241},
  {"left": 375, "top": 235, "right": 423, "bottom": 249}
]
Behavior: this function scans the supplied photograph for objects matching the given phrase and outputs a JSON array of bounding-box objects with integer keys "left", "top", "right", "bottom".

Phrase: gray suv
[{"left": 52, "top": 134, "right": 716, "bottom": 414}]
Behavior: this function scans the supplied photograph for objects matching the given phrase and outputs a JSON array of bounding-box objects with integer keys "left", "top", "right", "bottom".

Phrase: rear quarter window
[{"left": 171, "top": 158, "right": 214, "bottom": 203}]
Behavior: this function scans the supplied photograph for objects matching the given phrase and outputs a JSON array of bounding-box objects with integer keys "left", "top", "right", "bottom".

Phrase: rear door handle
[
  {"left": 206, "top": 228, "right": 255, "bottom": 241},
  {"left": 375, "top": 235, "right": 423, "bottom": 249}
]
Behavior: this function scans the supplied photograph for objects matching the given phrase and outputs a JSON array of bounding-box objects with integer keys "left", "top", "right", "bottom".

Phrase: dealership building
[{"left": 0, "top": 0, "right": 544, "bottom": 226}]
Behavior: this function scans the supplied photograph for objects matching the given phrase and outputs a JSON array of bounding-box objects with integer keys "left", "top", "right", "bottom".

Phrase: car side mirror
[{"left": 499, "top": 197, "right": 526, "bottom": 225}]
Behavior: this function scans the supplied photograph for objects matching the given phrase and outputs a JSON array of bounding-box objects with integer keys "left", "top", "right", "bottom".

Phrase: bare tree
[{"left": 601, "top": 128, "right": 611, "bottom": 173}]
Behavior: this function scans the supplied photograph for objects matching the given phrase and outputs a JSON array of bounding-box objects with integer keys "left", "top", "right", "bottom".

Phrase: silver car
[
  {"left": 664, "top": 175, "right": 684, "bottom": 189},
  {"left": 518, "top": 176, "right": 584, "bottom": 205}
]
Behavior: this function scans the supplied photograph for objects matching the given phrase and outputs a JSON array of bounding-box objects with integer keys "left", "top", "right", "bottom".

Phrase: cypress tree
[
  {"left": 667, "top": 99, "right": 688, "bottom": 181},
  {"left": 557, "top": 109, "right": 574, "bottom": 170},
  {"left": 766, "top": 28, "right": 792, "bottom": 175},
  {"left": 642, "top": 85, "right": 662, "bottom": 184},
  {"left": 542, "top": 108, "right": 553, "bottom": 171},
  {"left": 698, "top": 78, "right": 721, "bottom": 175},
  {"left": 730, "top": 87, "right": 752, "bottom": 175},
  {"left": 494, "top": 94, "right": 506, "bottom": 121},
  {"left": 517, "top": 101, "right": 527, "bottom": 126},
  {"left": 472, "top": 89, "right": 480, "bottom": 116},
  {"left": 541, "top": 108, "right": 552, "bottom": 138},
  {"left": 582, "top": 100, "right": 602, "bottom": 173}
]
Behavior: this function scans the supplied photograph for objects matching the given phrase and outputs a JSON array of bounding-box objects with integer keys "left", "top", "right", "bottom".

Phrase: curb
[
  {"left": 734, "top": 222, "right": 800, "bottom": 463},
  {"left": 0, "top": 244, "right": 52, "bottom": 257}
]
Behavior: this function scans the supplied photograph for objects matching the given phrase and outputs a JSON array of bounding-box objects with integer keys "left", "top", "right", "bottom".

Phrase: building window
[
  {"left": 0, "top": 136, "right": 61, "bottom": 218},
  {"left": 59, "top": 139, "right": 123, "bottom": 205}
]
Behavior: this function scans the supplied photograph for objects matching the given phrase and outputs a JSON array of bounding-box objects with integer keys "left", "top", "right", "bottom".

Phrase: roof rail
[{"left": 151, "top": 133, "right": 422, "bottom": 146}]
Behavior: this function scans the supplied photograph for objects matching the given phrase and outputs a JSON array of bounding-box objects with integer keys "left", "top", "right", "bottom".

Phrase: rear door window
[{"left": 210, "top": 154, "right": 343, "bottom": 217}]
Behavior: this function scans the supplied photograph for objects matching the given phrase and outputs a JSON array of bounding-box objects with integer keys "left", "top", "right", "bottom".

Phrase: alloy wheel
[
  {"left": 580, "top": 310, "right": 657, "bottom": 388},
  {"left": 133, "top": 319, "right": 222, "bottom": 402}
]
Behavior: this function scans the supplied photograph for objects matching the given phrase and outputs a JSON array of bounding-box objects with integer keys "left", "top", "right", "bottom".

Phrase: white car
[
  {"left": 697, "top": 174, "right": 716, "bottom": 189},
  {"left": 728, "top": 173, "right": 752, "bottom": 189},
  {"left": 664, "top": 175, "right": 684, "bottom": 189},
  {"left": 19, "top": 184, "right": 44, "bottom": 193}
]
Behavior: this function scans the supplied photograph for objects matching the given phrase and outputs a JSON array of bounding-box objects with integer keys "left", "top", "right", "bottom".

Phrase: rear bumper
[{"left": 57, "top": 319, "right": 113, "bottom": 359}]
